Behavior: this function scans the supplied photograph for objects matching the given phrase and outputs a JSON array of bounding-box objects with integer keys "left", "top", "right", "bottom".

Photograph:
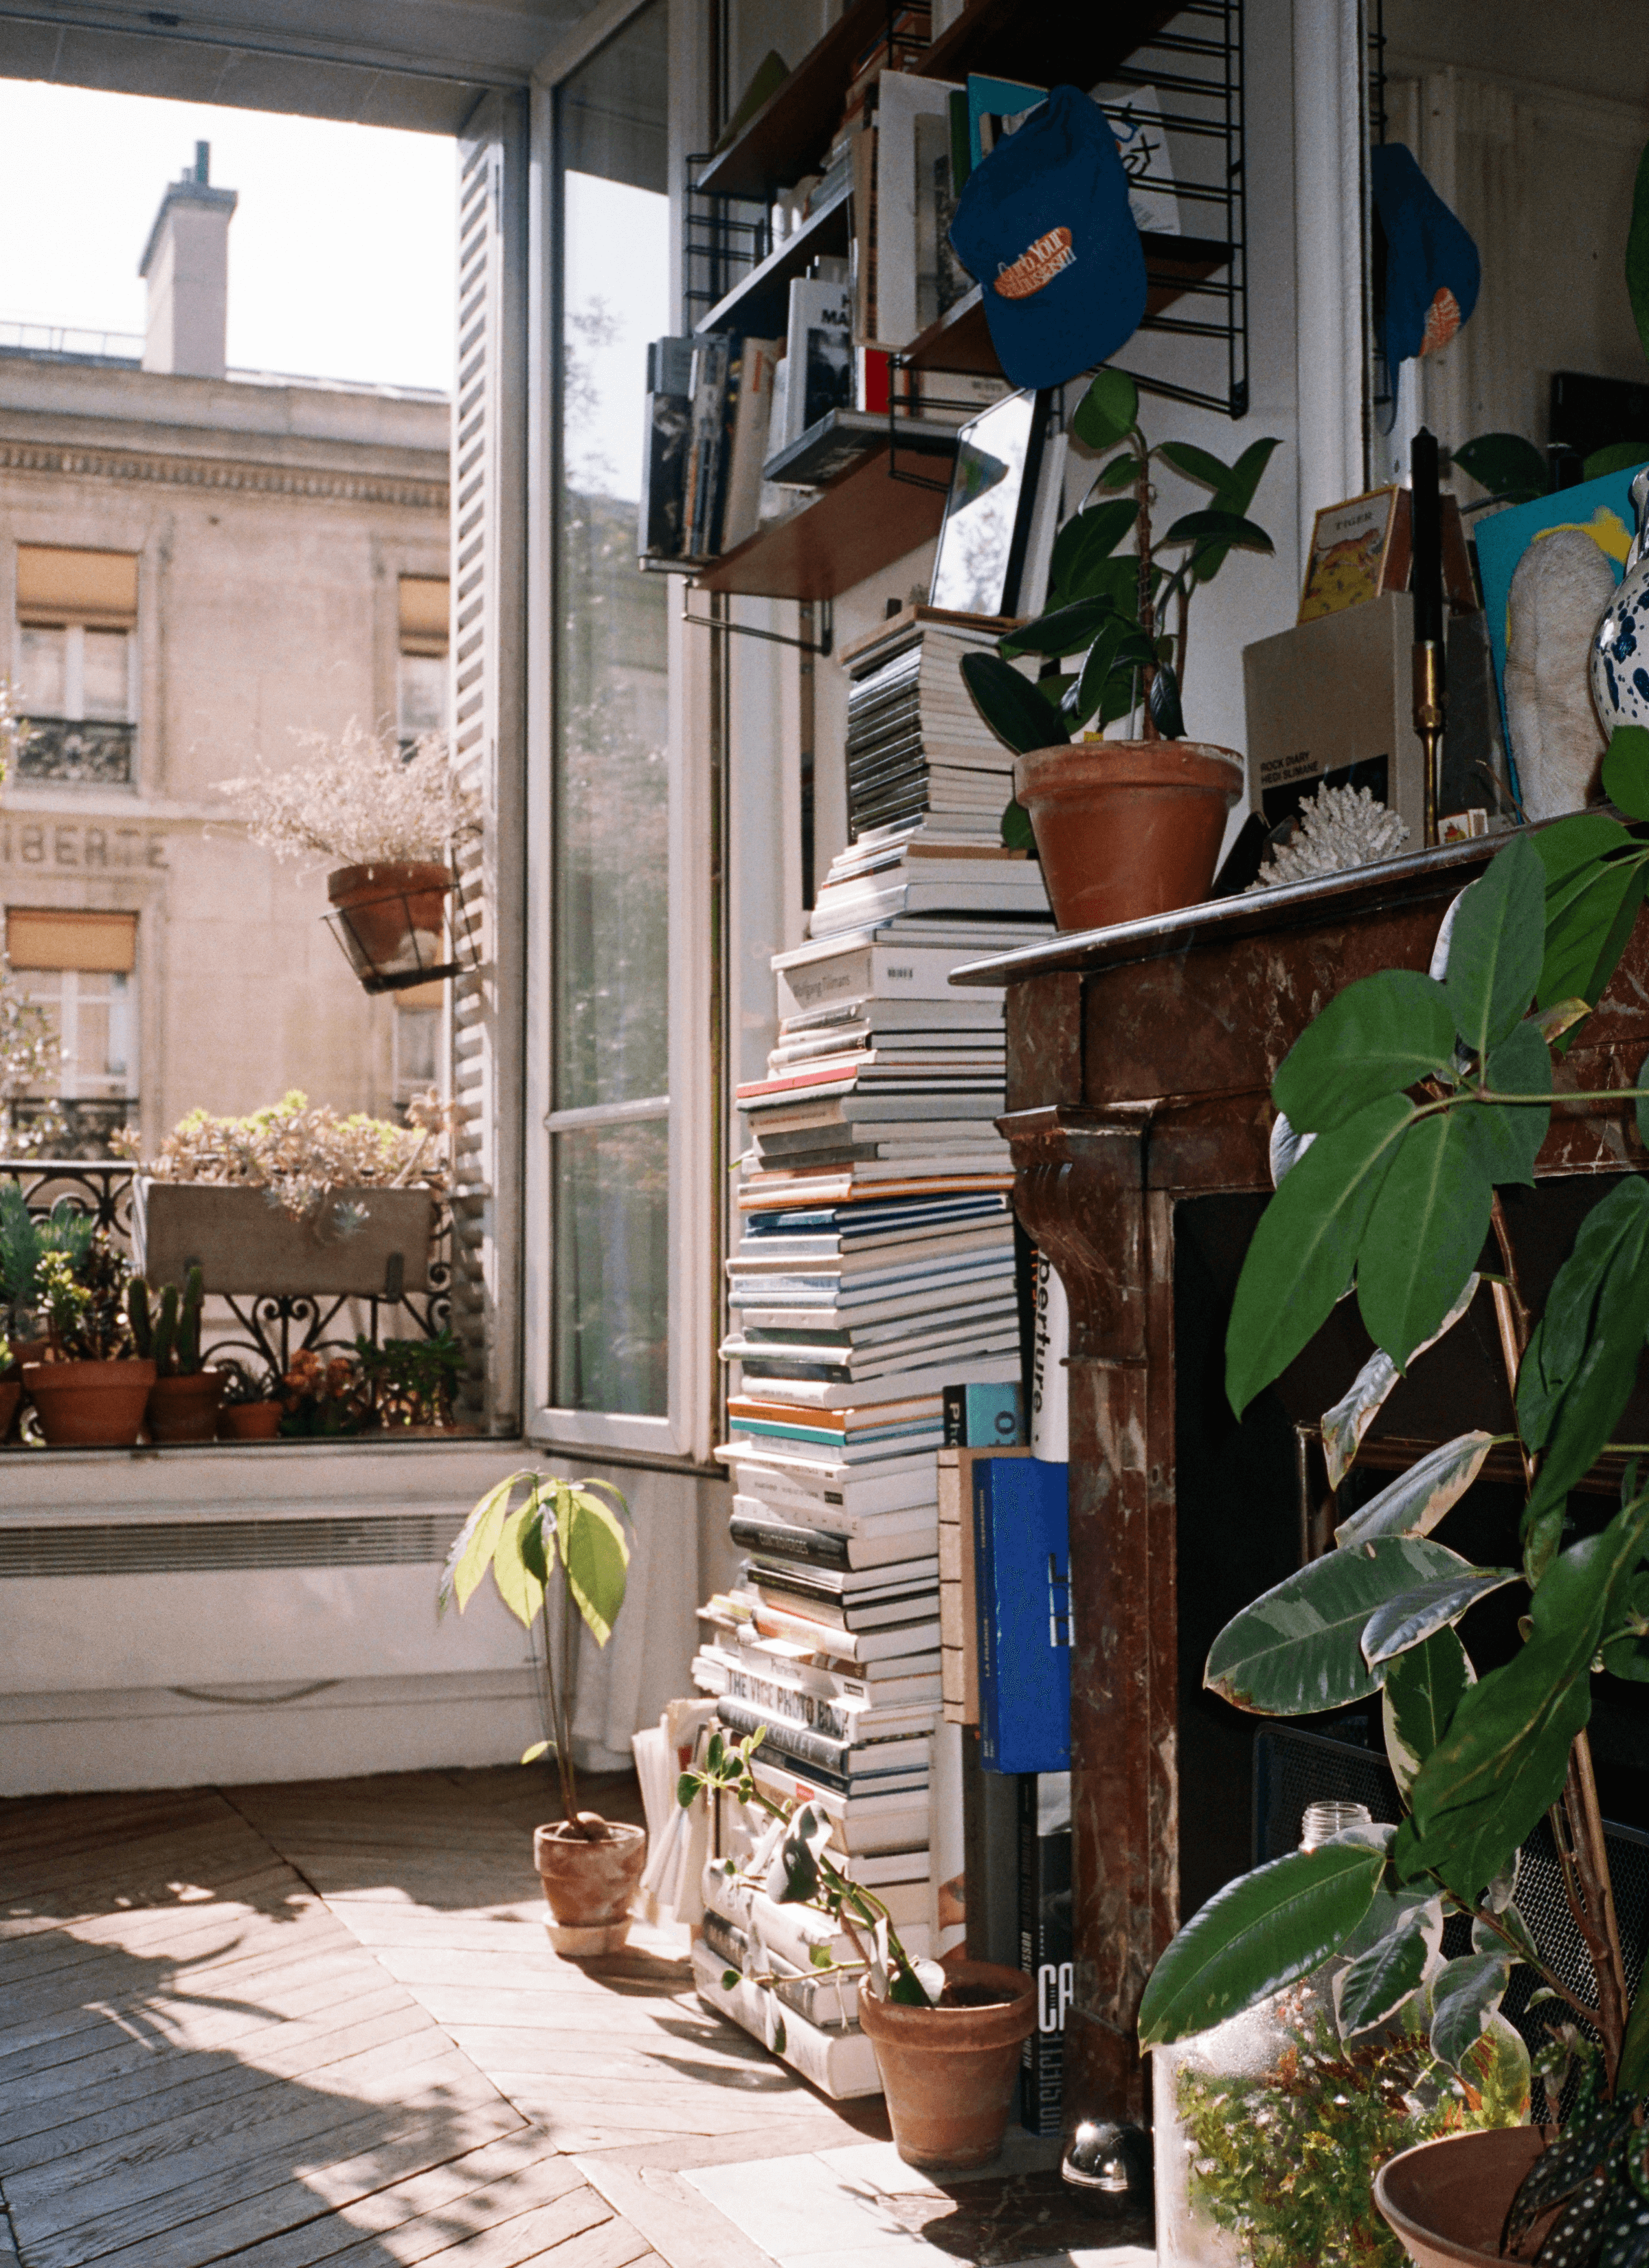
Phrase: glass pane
[
  {"left": 553, "top": 0, "right": 670, "bottom": 1116},
  {"left": 552, "top": 1117, "right": 668, "bottom": 1414},
  {"left": 16, "top": 627, "right": 65, "bottom": 716},
  {"left": 82, "top": 630, "right": 130, "bottom": 721},
  {"left": 398, "top": 652, "right": 447, "bottom": 740}
]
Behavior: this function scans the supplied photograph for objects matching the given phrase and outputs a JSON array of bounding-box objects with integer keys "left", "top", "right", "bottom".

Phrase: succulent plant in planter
[
  {"left": 441, "top": 1471, "right": 640, "bottom": 1953},
  {"left": 960, "top": 366, "right": 1279, "bottom": 933},
  {"left": 682, "top": 1728, "right": 1035, "bottom": 2170},
  {"left": 25, "top": 1231, "right": 153, "bottom": 1447},
  {"left": 1138, "top": 725, "right": 1649, "bottom": 2267}
]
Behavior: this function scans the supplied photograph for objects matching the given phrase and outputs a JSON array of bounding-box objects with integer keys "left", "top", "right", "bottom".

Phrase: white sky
[
  {"left": 563, "top": 172, "right": 671, "bottom": 503},
  {"left": 0, "top": 82, "right": 456, "bottom": 392}
]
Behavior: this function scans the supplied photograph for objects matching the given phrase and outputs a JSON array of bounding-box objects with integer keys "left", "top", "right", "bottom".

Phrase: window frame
[{"left": 521, "top": 0, "right": 713, "bottom": 1465}]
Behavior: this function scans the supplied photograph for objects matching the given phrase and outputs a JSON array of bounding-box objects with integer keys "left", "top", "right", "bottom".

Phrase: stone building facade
[{"left": 0, "top": 152, "right": 450, "bottom": 1154}]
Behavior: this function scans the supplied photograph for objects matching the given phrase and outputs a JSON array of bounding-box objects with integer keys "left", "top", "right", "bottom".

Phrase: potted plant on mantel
[
  {"left": 441, "top": 1470, "right": 642, "bottom": 1954},
  {"left": 25, "top": 1232, "right": 153, "bottom": 1447},
  {"left": 215, "top": 720, "right": 480, "bottom": 992},
  {"left": 122, "top": 1090, "right": 448, "bottom": 1302},
  {"left": 682, "top": 1728, "right": 1035, "bottom": 2172},
  {"left": 961, "top": 366, "right": 1279, "bottom": 933},
  {"left": 1137, "top": 724, "right": 1649, "bottom": 2268},
  {"left": 130, "top": 1267, "right": 225, "bottom": 1443}
]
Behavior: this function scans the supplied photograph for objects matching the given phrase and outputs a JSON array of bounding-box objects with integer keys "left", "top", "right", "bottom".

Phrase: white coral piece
[{"left": 1247, "top": 782, "right": 1409, "bottom": 891}]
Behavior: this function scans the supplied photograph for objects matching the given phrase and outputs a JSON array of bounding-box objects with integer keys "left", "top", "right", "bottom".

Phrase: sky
[{"left": 0, "top": 82, "right": 457, "bottom": 392}]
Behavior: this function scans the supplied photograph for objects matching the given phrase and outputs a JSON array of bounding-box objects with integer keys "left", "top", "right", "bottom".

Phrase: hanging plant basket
[{"left": 322, "top": 860, "right": 471, "bottom": 994}]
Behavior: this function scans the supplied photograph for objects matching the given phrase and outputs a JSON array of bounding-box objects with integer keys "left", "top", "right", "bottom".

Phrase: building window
[
  {"left": 13, "top": 546, "right": 139, "bottom": 784},
  {"left": 8, "top": 908, "right": 139, "bottom": 1157},
  {"left": 398, "top": 575, "right": 449, "bottom": 751},
  {"left": 392, "top": 979, "right": 443, "bottom": 1110}
]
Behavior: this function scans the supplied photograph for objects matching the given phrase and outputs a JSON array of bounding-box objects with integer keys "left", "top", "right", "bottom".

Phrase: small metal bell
[{"left": 1061, "top": 2117, "right": 1152, "bottom": 2203}]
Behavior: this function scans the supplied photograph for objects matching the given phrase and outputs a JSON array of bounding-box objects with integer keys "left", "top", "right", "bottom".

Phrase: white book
[
  {"left": 691, "top": 1944, "right": 882, "bottom": 2099},
  {"left": 731, "top": 1460, "right": 941, "bottom": 1522},
  {"left": 867, "top": 74, "right": 962, "bottom": 351},
  {"left": 748, "top": 1603, "right": 943, "bottom": 1664},
  {"left": 725, "top": 1628, "right": 943, "bottom": 1701},
  {"left": 721, "top": 335, "right": 783, "bottom": 551},
  {"left": 732, "top": 1354, "right": 1020, "bottom": 1410},
  {"left": 781, "top": 278, "right": 852, "bottom": 450},
  {"left": 773, "top": 935, "right": 1008, "bottom": 1015},
  {"left": 733, "top": 1227, "right": 1012, "bottom": 1270}
]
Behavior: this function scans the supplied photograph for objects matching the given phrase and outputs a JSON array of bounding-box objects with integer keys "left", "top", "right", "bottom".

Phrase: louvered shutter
[{"left": 449, "top": 92, "right": 528, "bottom": 1432}]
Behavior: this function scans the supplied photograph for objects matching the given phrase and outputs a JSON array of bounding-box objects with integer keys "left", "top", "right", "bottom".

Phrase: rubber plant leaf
[
  {"left": 1604, "top": 724, "right": 1649, "bottom": 820},
  {"left": 1093, "top": 449, "right": 1141, "bottom": 491},
  {"left": 998, "top": 592, "right": 1123, "bottom": 658},
  {"left": 1382, "top": 1625, "right": 1476, "bottom": 1799},
  {"left": 1398, "top": 1495, "right": 1649, "bottom": 1897},
  {"left": 555, "top": 1481, "right": 629, "bottom": 1647},
  {"left": 1000, "top": 798, "right": 1035, "bottom": 851},
  {"left": 1532, "top": 810, "right": 1635, "bottom": 893},
  {"left": 1430, "top": 1948, "right": 1513, "bottom": 2073},
  {"left": 1462, "top": 2012, "right": 1532, "bottom": 2128},
  {"left": 1517, "top": 1179, "right": 1649, "bottom": 1452},
  {"left": 1224, "top": 1092, "right": 1413, "bottom": 1419},
  {"left": 1539, "top": 856, "right": 1649, "bottom": 1016},
  {"left": 1452, "top": 433, "right": 1547, "bottom": 502},
  {"left": 1204, "top": 1535, "right": 1472, "bottom": 1715},
  {"left": 439, "top": 1469, "right": 533, "bottom": 1615},
  {"left": 1071, "top": 366, "right": 1138, "bottom": 450},
  {"left": 1444, "top": 834, "right": 1546, "bottom": 1060},
  {"left": 1321, "top": 1278, "right": 1480, "bottom": 1489},
  {"left": 1334, "top": 1900, "right": 1443, "bottom": 2037},
  {"left": 1046, "top": 500, "right": 1141, "bottom": 600},
  {"left": 1160, "top": 508, "right": 1273, "bottom": 553},
  {"left": 1154, "top": 438, "right": 1233, "bottom": 490},
  {"left": 1357, "top": 1110, "right": 1494, "bottom": 1372},
  {"left": 491, "top": 1501, "right": 548, "bottom": 1630},
  {"left": 1334, "top": 1431, "right": 1499, "bottom": 1548},
  {"left": 1629, "top": 136, "right": 1649, "bottom": 362},
  {"left": 960, "top": 652, "right": 1064, "bottom": 758},
  {"left": 1060, "top": 612, "right": 1128, "bottom": 729},
  {"left": 1618, "top": 1963, "right": 1649, "bottom": 2093},
  {"left": 1148, "top": 660, "right": 1185, "bottom": 740},
  {"left": 1360, "top": 1562, "right": 1521, "bottom": 1666},
  {"left": 1271, "top": 968, "right": 1457, "bottom": 1136},
  {"left": 1462, "top": 1020, "right": 1551, "bottom": 1188},
  {"left": 1584, "top": 443, "right": 1649, "bottom": 482},
  {"left": 1218, "top": 436, "right": 1282, "bottom": 516},
  {"left": 1137, "top": 1837, "right": 1386, "bottom": 2047}
]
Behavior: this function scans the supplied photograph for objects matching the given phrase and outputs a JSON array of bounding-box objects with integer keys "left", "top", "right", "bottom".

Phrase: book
[
  {"left": 1297, "top": 486, "right": 1411, "bottom": 623},
  {"left": 721, "top": 334, "right": 782, "bottom": 551},
  {"left": 700, "top": 1910, "right": 866, "bottom": 2031},
  {"left": 715, "top": 1629, "right": 944, "bottom": 1704},
  {"left": 748, "top": 1572, "right": 940, "bottom": 1633},
  {"left": 748, "top": 1754, "right": 932, "bottom": 1850},
  {"left": 732, "top": 1355, "right": 1020, "bottom": 1412},
  {"left": 1029, "top": 1248, "right": 1070, "bottom": 1464},
  {"left": 730, "top": 1503, "right": 939, "bottom": 1567},
  {"left": 702, "top": 1856, "right": 931, "bottom": 1967},
  {"left": 637, "top": 335, "right": 695, "bottom": 559},
  {"left": 975, "top": 1457, "right": 1071, "bottom": 1775},
  {"left": 1018, "top": 1770, "right": 1073, "bottom": 2137},
  {"left": 737, "top": 1172, "right": 1013, "bottom": 1210},
  {"left": 691, "top": 1942, "right": 882, "bottom": 2098},
  {"left": 682, "top": 333, "right": 731, "bottom": 561},
  {"left": 939, "top": 1445, "right": 1030, "bottom": 1725},
  {"left": 867, "top": 72, "right": 961, "bottom": 352},
  {"left": 943, "top": 1381, "right": 1025, "bottom": 1448},
  {"left": 773, "top": 933, "right": 1013, "bottom": 1015},
  {"left": 729, "top": 1456, "right": 941, "bottom": 1517},
  {"left": 781, "top": 278, "right": 853, "bottom": 450},
  {"left": 715, "top": 1695, "right": 934, "bottom": 1779},
  {"left": 695, "top": 1645, "right": 939, "bottom": 1740},
  {"left": 750, "top": 1602, "right": 943, "bottom": 1664}
]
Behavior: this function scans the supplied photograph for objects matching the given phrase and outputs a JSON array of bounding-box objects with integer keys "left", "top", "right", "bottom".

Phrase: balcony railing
[
  {"left": 1, "top": 1160, "right": 452, "bottom": 1395},
  {"left": 15, "top": 718, "right": 136, "bottom": 785}
]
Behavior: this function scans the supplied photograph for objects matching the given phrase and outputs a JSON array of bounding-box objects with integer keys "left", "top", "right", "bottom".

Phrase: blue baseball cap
[
  {"left": 947, "top": 85, "right": 1147, "bottom": 391},
  {"left": 1370, "top": 143, "right": 1481, "bottom": 368}
]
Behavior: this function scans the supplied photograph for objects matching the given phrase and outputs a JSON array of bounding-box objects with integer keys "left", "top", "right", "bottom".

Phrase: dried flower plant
[
  {"left": 214, "top": 722, "right": 481, "bottom": 871},
  {"left": 120, "top": 1088, "right": 449, "bottom": 1223},
  {"left": 0, "top": 678, "right": 25, "bottom": 787},
  {"left": 0, "top": 957, "right": 66, "bottom": 1157}
]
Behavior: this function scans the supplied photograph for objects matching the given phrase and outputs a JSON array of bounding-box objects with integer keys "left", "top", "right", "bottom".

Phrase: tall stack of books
[{"left": 845, "top": 611, "right": 1027, "bottom": 843}]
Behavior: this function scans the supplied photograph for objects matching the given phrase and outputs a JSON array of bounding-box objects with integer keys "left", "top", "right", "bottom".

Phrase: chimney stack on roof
[{"left": 139, "top": 141, "right": 238, "bottom": 380}]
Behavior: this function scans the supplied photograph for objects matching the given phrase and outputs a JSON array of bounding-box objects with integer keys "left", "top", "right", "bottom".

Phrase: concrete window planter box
[{"left": 133, "top": 1179, "right": 436, "bottom": 1298}]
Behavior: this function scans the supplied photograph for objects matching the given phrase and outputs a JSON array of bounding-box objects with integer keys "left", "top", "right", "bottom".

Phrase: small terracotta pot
[
  {"left": 1375, "top": 2125, "right": 1549, "bottom": 2267},
  {"left": 1014, "top": 738, "right": 1244, "bottom": 933},
  {"left": 532, "top": 1817, "right": 647, "bottom": 1955},
  {"left": 857, "top": 1961, "right": 1037, "bottom": 2171},
  {"left": 327, "top": 861, "right": 452, "bottom": 984},
  {"left": 223, "top": 1400, "right": 283, "bottom": 1441},
  {"left": 23, "top": 1359, "right": 157, "bottom": 1448},
  {"left": 0, "top": 1380, "right": 21, "bottom": 1442},
  {"left": 146, "top": 1369, "right": 227, "bottom": 1444}
]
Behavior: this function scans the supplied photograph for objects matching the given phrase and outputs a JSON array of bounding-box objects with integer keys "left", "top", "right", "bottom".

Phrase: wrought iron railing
[
  {"left": 0, "top": 1161, "right": 452, "bottom": 1392},
  {"left": 15, "top": 719, "right": 136, "bottom": 784}
]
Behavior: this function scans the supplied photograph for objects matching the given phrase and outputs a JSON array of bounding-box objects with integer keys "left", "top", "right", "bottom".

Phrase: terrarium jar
[{"left": 1152, "top": 1799, "right": 1373, "bottom": 2268}]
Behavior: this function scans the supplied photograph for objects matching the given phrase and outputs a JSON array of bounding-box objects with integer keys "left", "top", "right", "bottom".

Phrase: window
[
  {"left": 14, "top": 547, "right": 139, "bottom": 783},
  {"left": 392, "top": 979, "right": 444, "bottom": 1108},
  {"left": 7, "top": 908, "right": 139, "bottom": 1155},
  {"left": 539, "top": 0, "right": 673, "bottom": 1430},
  {"left": 397, "top": 574, "right": 449, "bottom": 750}
]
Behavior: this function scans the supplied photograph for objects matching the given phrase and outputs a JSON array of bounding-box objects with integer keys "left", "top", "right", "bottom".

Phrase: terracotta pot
[
  {"left": 533, "top": 1818, "right": 647, "bottom": 1955},
  {"left": 146, "top": 1369, "right": 227, "bottom": 1444},
  {"left": 223, "top": 1400, "right": 283, "bottom": 1440},
  {"left": 327, "top": 861, "right": 452, "bottom": 986},
  {"left": 1375, "top": 2126, "right": 1550, "bottom": 2267},
  {"left": 23, "top": 1359, "right": 157, "bottom": 1448},
  {"left": 1014, "top": 739, "right": 1244, "bottom": 933},
  {"left": 857, "top": 1961, "right": 1037, "bottom": 2172},
  {"left": 0, "top": 1381, "right": 21, "bottom": 1442}
]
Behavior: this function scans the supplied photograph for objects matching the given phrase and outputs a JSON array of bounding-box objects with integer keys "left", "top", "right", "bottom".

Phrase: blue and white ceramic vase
[{"left": 1591, "top": 467, "right": 1649, "bottom": 731}]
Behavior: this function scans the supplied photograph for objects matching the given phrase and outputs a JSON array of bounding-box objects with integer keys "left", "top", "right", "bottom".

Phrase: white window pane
[
  {"left": 394, "top": 1003, "right": 440, "bottom": 1097},
  {"left": 16, "top": 627, "right": 65, "bottom": 716},
  {"left": 398, "top": 652, "right": 447, "bottom": 739},
  {"left": 552, "top": 1118, "right": 668, "bottom": 1414},
  {"left": 82, "top": 630, "right": 131, "bottom": 722}
]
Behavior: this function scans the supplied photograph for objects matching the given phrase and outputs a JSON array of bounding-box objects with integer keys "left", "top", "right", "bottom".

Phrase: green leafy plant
[
  {"left": 0, "top": 1183, "right": 95, "bottom": 1322},
  {"left": 277, "top": 1347, "right": 371, "bottom": 1435},
  {"left": 36, "top": 1233, "right": 134, "bottom": 1362},
  {"left": 678, "top": 1727, "right": 946, "bottom": 2008},
  {"left": 354, "top": 1327, "right": 463, "bottom": 1428},
  {"left": 1138, "top": 722, "right": 1649, "bottom": 2264},
  {"left": 440, "top": 1470, "right": 630, "bottom": 1834},
  {"left": 958, "top": 367, "right": 1279, "bottom": 844},
  {"left": 127, "top": 1267, "right": 205, "bottom": 1376}
]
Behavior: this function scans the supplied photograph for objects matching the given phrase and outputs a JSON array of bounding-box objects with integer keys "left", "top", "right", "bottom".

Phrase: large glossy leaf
[
  {"left": 1383, "top": 1626, "right": 1476, "bottom": 1797},
  {"left": 1534, "top": 811, "right": 1637, "bottom": 893},
  {"left": 1462, "top": 2013, "right": 1532, "bottom": 2128},
  {"left": 1161, "top": 508, "right": 1273, "bottom": 553},
  {"left": 1154, "top": 438, "right": 1232, "bottom": 490},
  {"left": 1205, "top": 1536, "right": 1473, "bottom": 1715},
  {"left": 492, "top": 1500, "right": 548, "bottom": 1629},
  {"left": 960, "top": 652, "right": 1064, "bottom": 757},
  {"left": 1452, "top": 433, "right": 1547, "bottom": 502},
  {"left": 1604, "top": 724, "right": 1649, "bottom": 820},
  {"left": 1218, "top": 436, "right": 1282, "bottom": 517},
  {"left": 555, "top": 1480, "right": 630, "bottom": 1647},
  {"left": 1060, "top": 612, "right": 1129, "bottom": 729},
  {"left": 1362, "top": 1564, "right": 1521, "bottom": 1665},
  {"left": 1072, "top": 367, "right": 1138, "bottom": 450},
  {"left": 1137, "top": 1837, "right": 1387, "bottom": 2046},
  {"left": 438, "top": 1470, "right": 532, "bottom": 1615},
  {"left": 1539, "top": 855, "right": 1649, "bottom": 1015},
  {"left": 1047, "top": 500, "right": 1139, "bottom": 601},
  {"left": 1226, "top": 1093, "right": 1413, "bottom": 1418},
  {"left": 1398, "top": 1498, "right": 1649, "bottom": 1897},
  {"left": 1334, "top": 1432, "right": 1499, "bottom": 1548},
  {"left": 1431, "top": 1949, "right": 1512, "bottom": 2071},
  {"left": 1518, "top": 1179, "right": 1649, "bottom": 1451},
  {"left": 1585, "top": 444, "right": 1649, "bottom": 483},
  {"left": 1334, "top": 1898, "right": 1442, "bottom": 2036},
  {"left": 1321, "top": 1279, "right": 1480, "bottom": 1489},
  {"left": 1271, "top": 969, "right": 1457, "bottom": 1135},
  {"left": 1445, "top": 835, "right": 1546, "bottom": 1060},
  {"left": 1463, "top": 1021, "right": 1551, "bottom": 1186},
  {"left": 999, "top": 592, "right": 1125, "bottom": 658},
  {"left": 1357, "top": 1113, "right": 1493, "bottom": 1370}
]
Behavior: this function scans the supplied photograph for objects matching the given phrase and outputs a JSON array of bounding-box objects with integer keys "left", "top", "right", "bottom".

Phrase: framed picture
[
  {"left": 928, "top": 389, "right": 1051, "bottom": 619},
  {"left": 1297, "top": 485, "right": 1410, "bottom": 622}
]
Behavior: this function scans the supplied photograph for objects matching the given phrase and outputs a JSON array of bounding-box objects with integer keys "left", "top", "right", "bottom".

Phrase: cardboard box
[{"left": 1243, "top": 591, "right": 1428, "bottom": 841}]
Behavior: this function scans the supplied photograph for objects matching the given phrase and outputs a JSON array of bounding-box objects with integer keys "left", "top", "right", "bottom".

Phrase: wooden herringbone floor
[{"left": 0, "top": 1766, "right": 885, "bottom": 2268}]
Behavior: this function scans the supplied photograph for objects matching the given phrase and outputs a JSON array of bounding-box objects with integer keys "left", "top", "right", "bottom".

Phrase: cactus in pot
[{"left": 134, "top": 1265, "right": 223, "bottom": 1441}]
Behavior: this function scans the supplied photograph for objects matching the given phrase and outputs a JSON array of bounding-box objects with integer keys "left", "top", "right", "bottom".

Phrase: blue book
[
  {"left": 943, "top": 1381, "right": 1024, "bottom": 1448},
  {"left": 973, "top": 1457, "right": 1070, "bottom": 1775}
]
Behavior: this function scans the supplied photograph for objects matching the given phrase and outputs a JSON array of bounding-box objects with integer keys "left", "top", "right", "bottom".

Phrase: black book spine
[
  {"left": 1017, "top": 1774, "right": 1072, "bottom": 2137},
  {"left": 729, "top": 1514, "right": 851, "bottom": 1568}
]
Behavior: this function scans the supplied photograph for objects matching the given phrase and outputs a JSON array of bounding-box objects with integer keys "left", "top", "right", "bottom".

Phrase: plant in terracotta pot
[
  {"left": 440, "top": 1470, "right": 638, "bottom": 1953},
  {"left": 682, "top": 1728, "right": 1035, "bottom": 2171},
  {"left": 1136, "top": 724, "right": 1649, "bottom": 2268},
  {"left": 218, "top": 1359, "right": 284, "bottom": 1439},
  {"left": 129, "top": 1267, "right": 225, "bottom": 1443},
  {"left": 25, "top": 1232, "right": 153, "bottom": 1447},
  {"left": 214, "top": 721, "right": 480, "bottom": 991},
  {"left": 960, "top": 366, "right": 1279, "bottom": 933}
]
